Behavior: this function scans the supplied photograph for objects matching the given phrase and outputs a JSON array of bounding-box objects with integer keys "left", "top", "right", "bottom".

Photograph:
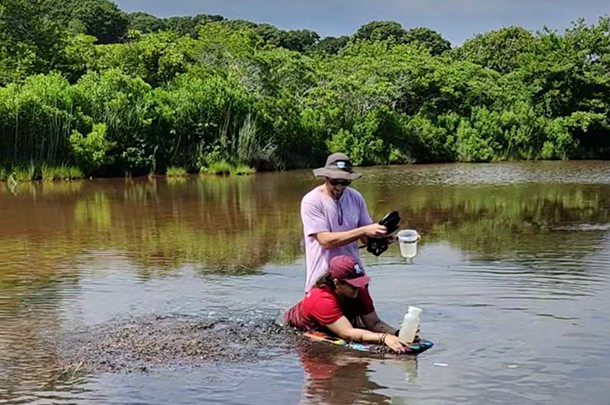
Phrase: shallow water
[{"left": 1, "top": 161, "right": 610, "bottom": 404}]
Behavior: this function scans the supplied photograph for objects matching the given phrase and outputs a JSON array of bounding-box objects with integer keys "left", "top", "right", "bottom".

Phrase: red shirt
[{"left": 285, "top": 286, "right": 375, "bottom": 330}]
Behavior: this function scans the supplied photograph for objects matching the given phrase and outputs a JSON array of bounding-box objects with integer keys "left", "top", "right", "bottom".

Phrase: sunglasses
[
  {"left": 329, "top": 179, "right": 351, "bottom": 187},
  {"left": 339, "top": 280, "right": 361, "bottom": 291}
]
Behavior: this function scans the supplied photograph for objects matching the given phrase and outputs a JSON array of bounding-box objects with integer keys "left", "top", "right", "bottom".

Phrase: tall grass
[
  {"left": 40, "top": 164, "right": 54, "bottom": 181},
  {"left": 233, "top": 165, "right": 256, "bottom": 175},
  {"left": 166, "top": 166, "right": 188, "bottom": 177},
  {"left": 0, "top": 74, "right": 75, "bottom": 165},
  {"left": 0, "top": 163, "right": 83, "bottom": 182},
  {"left": 200, "top": 161, "right": 255, "bottom": 176},
  {"left": 40, "top": 163, "right": 67, "bottom": 181},
  {"left": 11, "top": 167, "right": 35, "bottom": 182},
  {"left": 67, "top": 165, "right": 84, "bottom": 180},
  {"left": 41, "top": 163, "right": 83, "bottom": 181},
  {"left": 201, "top": 161, "right": 233, "bottom": 175},
  {"left": 235, "top": 114, "right": 276, "bottom": 170}
]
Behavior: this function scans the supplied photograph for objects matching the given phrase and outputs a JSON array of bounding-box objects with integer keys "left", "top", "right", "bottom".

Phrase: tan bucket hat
[{"left": 313, "top": 153, "right": 362, "bottom": 180}]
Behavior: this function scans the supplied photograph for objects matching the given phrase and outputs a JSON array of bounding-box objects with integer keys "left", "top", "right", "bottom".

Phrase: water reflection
[
  {"left": 1, "top": 166, "right": 608, "bottom": 281},
  {"left": 0, "top": 176, "right": 306, "bottom": 278},
  {"left": 299, "top": 346, "right": 392, "bottom": 405},
  {"left": 75, "top": 192, "right": 112, "bottom": 228}
]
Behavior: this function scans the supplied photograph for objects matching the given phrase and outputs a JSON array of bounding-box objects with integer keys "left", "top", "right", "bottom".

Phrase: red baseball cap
[{"left": 329, "top": 255, "right": 370, "bottom": 288}]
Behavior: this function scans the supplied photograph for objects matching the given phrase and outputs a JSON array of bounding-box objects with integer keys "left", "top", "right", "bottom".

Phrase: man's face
[{"left": 326, "top": 178, "right": 351, "bottom": 199}]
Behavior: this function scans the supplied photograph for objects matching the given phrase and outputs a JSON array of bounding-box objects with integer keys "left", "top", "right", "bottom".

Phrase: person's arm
[
  {"left": 363, "top": 311, "right": 421, "bottom": 342},
  {"left": 315, "top": 223, "right": 387, "bottom": 250},
  {"left": 326, "top": 316, "right": 405, "bottom": 352},
  {"left": 361, "top": 311, "right": 399, "bottom": 335}
]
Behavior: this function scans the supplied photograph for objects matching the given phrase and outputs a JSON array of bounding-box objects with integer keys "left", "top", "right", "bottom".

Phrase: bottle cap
[{"left": 408, "top": 306, "right": 422, "bottom": 316}]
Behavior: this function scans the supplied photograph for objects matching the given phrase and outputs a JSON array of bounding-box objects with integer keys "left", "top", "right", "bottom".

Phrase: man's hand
[{"left": 362, "top": 223, "right": 387, "bottom": 237}]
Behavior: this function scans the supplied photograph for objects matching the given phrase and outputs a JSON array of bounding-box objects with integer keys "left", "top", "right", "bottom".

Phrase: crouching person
[{"left": 283, "top": 255, "right": 406, "bottom": 353}]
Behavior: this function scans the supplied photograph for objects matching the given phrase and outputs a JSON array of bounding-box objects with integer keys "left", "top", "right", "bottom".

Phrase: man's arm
[{"left": 314, "top": 223, "right": 387, "bottom": 250}]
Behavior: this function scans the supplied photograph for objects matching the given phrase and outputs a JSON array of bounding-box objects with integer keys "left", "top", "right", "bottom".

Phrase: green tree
[
  {"left": 46, "top": 0, "right": 129, "bottom": 44},
  {"left": 71, "top": 69, "right": 156, "bottom": 173},
  {"left": 164, "top": 14, "right": 225, "bottom": 38},
  {"left": 355, "top": 21, "right": 405, "bottom": 42},
  {"left": 403, "top": 27, "right": 451, "bottom": 56},
  {"left": 92, "top": 31, "right": 200, "bottom": 86},
  {"left": 0, "top": 0, "right": 65, "bottom": 84},
  {"left": 3, "top": 3, "right": 610, "bottom": 175},
  {"left": 455, "top": 26, "right": 535, "bottom": 73},
  {"left": 267, "top": 29, "right": 320, "bottom": 52},
  {"left": 69, "top": 123, "right": 115, "bottom": 173},
  {"left": 313, "top": 36, "right": 350, "bottom": 55},
  {"left": 128, "top": 12, "right": 165, "bottom": 33},
  {"left": 252, "top": 23, "right": 280, "bottom": 43}
]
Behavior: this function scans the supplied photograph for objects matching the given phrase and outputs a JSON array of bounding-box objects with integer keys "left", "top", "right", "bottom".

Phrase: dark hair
[{"left": 314, "top": 273, "right": 336, "bottom": 290}]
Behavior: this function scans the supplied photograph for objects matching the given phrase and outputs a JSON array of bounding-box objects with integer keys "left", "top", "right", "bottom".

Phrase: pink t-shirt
[{"left": 300, "top": 186, "right": 373, "bottom": 291}]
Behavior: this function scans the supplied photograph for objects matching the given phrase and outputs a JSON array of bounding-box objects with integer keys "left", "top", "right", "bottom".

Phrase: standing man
[{"left": 301, "top": 153, "right": 387, "bottom": 292}]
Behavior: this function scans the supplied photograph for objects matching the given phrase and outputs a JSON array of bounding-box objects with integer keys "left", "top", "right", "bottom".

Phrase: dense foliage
[{"left": 1, "top": 0, "right": 609, "bottom": 176}]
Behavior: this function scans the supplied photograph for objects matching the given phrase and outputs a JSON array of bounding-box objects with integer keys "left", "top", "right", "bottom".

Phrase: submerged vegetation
[{"left": 1, "top": 0, "right": 610, "bottom": 181}]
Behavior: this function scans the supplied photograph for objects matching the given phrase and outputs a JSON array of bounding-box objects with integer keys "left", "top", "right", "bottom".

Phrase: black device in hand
[{"left": 367, "top": 211, "right": 401, "bottom": 256}]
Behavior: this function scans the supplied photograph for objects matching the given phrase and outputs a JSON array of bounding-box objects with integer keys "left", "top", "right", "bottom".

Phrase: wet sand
[
  {"left": 58, "top": 315, "right": 301, "bottom": 373},
  {"left": 57, "top": 315, "right": 408, "bottom": 375}
]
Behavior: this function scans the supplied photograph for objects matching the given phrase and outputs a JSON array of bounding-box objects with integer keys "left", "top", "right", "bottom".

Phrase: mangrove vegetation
[{"left": 1, "top": 0, "right": 610, "bottom": 178}]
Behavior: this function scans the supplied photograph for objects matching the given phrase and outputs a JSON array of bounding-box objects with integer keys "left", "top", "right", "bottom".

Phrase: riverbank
[
  {"left": 7, "top": 158, "right": 610, "bottom": 184},
  {"left": 0, "top": 162, "right": 257, "bottom": 183}
]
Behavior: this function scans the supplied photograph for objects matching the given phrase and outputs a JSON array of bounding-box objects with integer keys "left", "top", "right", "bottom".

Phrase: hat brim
[
  {"left": 313, "top": 168, "right": 362, "bottom": 180},
  {"left": 344, "top": 274, "right": 371, "bottom": 288}
]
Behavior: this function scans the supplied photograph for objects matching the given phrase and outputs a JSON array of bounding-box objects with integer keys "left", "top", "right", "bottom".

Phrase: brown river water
[{"left": 1, "top": 161, "right": 610, "bottom": 404}]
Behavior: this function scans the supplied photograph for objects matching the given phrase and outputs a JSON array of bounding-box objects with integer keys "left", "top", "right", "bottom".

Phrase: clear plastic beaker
[{"left": 397, "top": 229, "right": 419, "bottom": 259}]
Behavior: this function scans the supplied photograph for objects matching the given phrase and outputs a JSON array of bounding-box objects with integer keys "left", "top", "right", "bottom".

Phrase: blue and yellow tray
[{"left": 304, "top": 331, "right": 433, "bottom": 354}]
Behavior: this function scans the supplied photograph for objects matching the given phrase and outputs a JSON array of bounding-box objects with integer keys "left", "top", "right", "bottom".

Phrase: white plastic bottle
[{"left": 398, "top": 306, "right": 422, "bottom": 344}]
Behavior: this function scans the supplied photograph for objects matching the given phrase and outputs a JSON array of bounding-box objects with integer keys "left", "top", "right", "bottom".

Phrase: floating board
[{"left": 303, "top": 331, "right": 433, "bottom": 354}]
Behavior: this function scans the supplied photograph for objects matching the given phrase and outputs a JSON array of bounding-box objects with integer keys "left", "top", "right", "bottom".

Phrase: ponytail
[{"left": 314, "top": 273, "right": 336, "bottom": 290}]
